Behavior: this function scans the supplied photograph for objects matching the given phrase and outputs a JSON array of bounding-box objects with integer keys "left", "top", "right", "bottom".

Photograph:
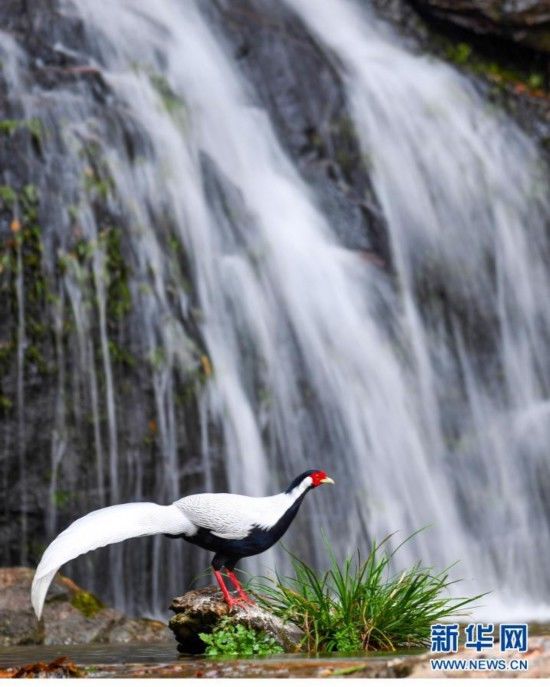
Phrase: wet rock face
[
  {"left": 410, "top": 0, "right": 550, "bottom": 53},
  {"left": 0, "top": 0, "right": 206, "bottom": 614},
  {"left": 371, "top": 0, "right": 550, "bottom": 149},
  {"left": 169, "top": 586, "right": 303, "bottom": 654},
  {"left": 205, "top": 0, "right": 388, "bottom": 260},
  {"left": 0, "top": 567, "right": 171, "bottom": 646}
]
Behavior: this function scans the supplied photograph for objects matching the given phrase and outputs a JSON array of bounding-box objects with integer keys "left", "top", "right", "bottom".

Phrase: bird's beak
[{"left": 320, "top": 476, "right": 335, "bottom": 485}]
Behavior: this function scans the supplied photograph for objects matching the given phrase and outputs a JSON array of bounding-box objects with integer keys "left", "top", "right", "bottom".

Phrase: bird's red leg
[
  {"left": 226, "top": 569, "right": 254, "bottom": 605},
  {"left": 213, "top": 569, "right": 235, "bottom": 607}
]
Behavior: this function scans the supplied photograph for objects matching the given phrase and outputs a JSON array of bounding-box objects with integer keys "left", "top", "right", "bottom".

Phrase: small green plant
[
  {"left": 450, "top": 42, "right": 472, "bottom": 65},
  {"left": 254, "top": 533, "right": 484, "bottom": 653},
  {"left": 199, "top": 617, "right": 284, "bottom": 657}
]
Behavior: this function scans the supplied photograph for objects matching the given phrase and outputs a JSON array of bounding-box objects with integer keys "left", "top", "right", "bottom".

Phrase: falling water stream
[{"left": 1, "top": 0, "right": 549, "bottom": 619}]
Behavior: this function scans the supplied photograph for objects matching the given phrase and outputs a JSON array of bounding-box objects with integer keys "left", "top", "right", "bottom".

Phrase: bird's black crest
[{"left": 285, "top": 469, "right": 319, "bottom": 493}]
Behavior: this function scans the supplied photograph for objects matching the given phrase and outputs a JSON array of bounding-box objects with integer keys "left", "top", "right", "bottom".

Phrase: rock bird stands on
[{"left": 31, "top": 469, "right": 334, "bottom": 618}]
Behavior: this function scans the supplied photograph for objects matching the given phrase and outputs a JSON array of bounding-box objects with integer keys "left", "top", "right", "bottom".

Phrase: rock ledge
[
  {"left": 169, "top": 586, "right": 303, "bottom": 654},
  {"left": 0, "top": 567, "right": 171, "bottom": 646}
]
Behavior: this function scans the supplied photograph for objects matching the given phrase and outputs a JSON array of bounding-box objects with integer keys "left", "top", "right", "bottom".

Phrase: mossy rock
[{"left": 70, "top": 590, "right": 104, "bottom": 618}]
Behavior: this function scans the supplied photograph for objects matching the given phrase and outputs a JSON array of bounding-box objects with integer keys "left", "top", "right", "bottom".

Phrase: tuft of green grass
[
  {"left": 253, "top": 533, "right": 484, "bottom": 654},
  {"left": 199, "top": 617, "right": 284, "bottom": 657}
]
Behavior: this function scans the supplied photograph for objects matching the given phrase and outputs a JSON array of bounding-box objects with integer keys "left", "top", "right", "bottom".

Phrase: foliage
[
  {"left": 0, "top": 118, "right": 42, "bottom": 143},
  {"left": 199, "top": 617, "right": 284, "bottom": 658},
  {"left": 441, "top": 41, "right": 546, "bottom": 95},
  {"left": 254, "top": 533, "right": 483, "bottom": 653},
  {"left": 0, "top": 182, "right": 53, "bottom": 387},
  {"left": 101, "top": 227, "right": 132, "bottom": 322}
]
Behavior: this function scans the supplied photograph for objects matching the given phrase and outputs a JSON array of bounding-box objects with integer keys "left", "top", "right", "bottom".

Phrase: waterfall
[
  {"left": 286, "top": 0, "right": 550, "bottom": 617},
  {"left": 1, "top": 0, "right": 548, "bottom": 619}
]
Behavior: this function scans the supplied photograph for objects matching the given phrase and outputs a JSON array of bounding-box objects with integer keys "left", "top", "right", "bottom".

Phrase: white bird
[{"left": 31, "top": 469, "right": 334, "bottom": 618}]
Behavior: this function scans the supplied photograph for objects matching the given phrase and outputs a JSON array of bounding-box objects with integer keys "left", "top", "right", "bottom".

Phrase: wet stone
[{"left": 0, "top": 567, "right": 171, "bottom": 647}]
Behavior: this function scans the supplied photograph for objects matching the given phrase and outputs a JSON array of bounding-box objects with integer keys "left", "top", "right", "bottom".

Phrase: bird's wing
[
  {"left": 174, "top": 493, "right": 289, "bottom": 540},
  {"left": 175, "top": 494, "right": 253, "bottom": 539},
  {"left": 31, "top": 502, "right": 194, "bottom": 620}
]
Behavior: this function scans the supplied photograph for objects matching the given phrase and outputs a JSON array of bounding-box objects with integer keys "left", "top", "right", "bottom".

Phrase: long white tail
[{"left": 31, "top": 502, "right": 192, "bottom": 619}]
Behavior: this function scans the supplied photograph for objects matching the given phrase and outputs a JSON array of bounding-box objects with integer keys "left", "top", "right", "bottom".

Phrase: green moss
[
  {"left": 528, "top": 73, "right": 544, "bottom": 90},
  {"left": 25, "top": 344, "right": 49, "bottom": 374},
  {"left": 108, "top": 339, "right": 135, "bottom": 367},
  {"left": 175, "top": 378, "right": 198, "bottom": 408},
  {"left": 26, "top": 118, "right": 43, "bottom": 144},
  {"left": 0, "top": 118, "right": 43, "bottom": 144},
  {"left": 0, "top": 185, "right": 17, "bottom": 206},
  {"left": 71, "top": 590, "right": 104, "bottom": 618},
  {"left": 84, "top": 170, "right": 113, "bottom": 201},
  {"left": 74, "top": 237, "right": 96, "bottom": 263},
  {"left": 0, "top": 119, "right": 22, "bottom": 136},
  {"left": 80, "top": 142, "right": 114, "bottom": 201},
  {"left": 20, "top": 198, "right": 52, "bottom": 329},
  {"left": 56, "top": 227, "right": 133, "bottom": 359},
  {"left": 101, "top": 227, "right": 132, "bottom": 321},
  {"left": 27, "top": 319, "right": 47, "bottom": 339},
  {"left": 0, "top": 250, "right": 15, "bottom": 276},
  {"left": 53, "top": 490, "right": 71, "bottom": 508},
  {"left": 21, "top": 184, "right": 39, "bottom": 214},
  {"left": 2, "top": 181, "right": 136, "bottom": 388},
  {"left": 168, "top": 233, "right": 182, "bottom": 255},
  {"left": 446, "top": 42, "right": 472, "bottom": 65},
  {"left": 0, "top": 183, "right": 56, "bottom": 378},
  {"left": 439, "top": 39, "right": 546, "bottom": 94},
  {"left": 0, "top": 341, "right": 15, "bottom": 379},
  {"left": 166, "top": 231, "right": 192, "bottom": 295},
  {"left": 0, "top": 394, "right": 13, "bottom": 413}
]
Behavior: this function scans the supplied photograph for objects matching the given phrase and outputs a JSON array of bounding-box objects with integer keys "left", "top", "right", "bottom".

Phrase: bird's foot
[
  {"left": 237, "top": 589, "right": 255, "bottom": 605},
  {"left": 215, "top": 568, "right": 256, "bottom": 609},
  {"left": 227, "top": 595, "right": 255, "bottom": 610}
]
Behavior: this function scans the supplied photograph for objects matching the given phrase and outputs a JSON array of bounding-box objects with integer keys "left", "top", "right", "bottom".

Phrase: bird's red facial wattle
[{"left": 310, "top": 470, "right": 335, "bottom": 488}]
